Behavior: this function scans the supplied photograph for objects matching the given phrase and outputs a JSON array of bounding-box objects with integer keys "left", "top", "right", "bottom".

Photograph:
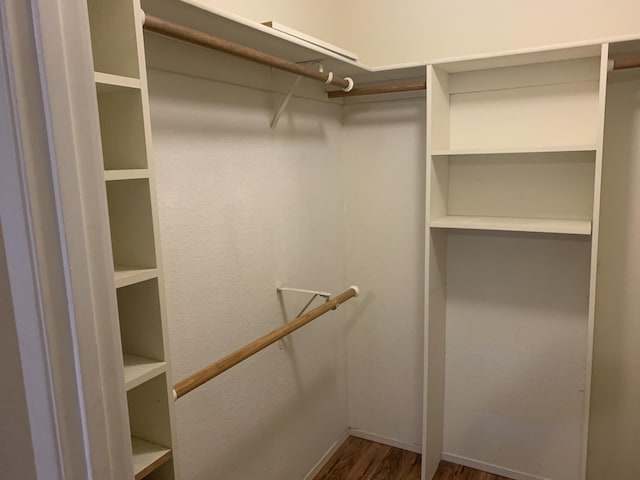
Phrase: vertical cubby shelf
[
  {"left": 128, "top": 375, "right": 174, "bottom": 480},
  {"left": 106, "top": 179, "right": 157, "bottom": 270},
  {"left": 87, "top": 0, "right": 140, "bottom": 78},
  {"left": 86, "top": 0, "right": 178, "bottom": 478},
  {"left": 117, "top": 278, "right": 167, "bottom": 391},
  {"left": 96, "top": 85, "right": 149, "bottom": 171},
  {"left": 423, "top": 45, "right": 609, "bottom": 480}
]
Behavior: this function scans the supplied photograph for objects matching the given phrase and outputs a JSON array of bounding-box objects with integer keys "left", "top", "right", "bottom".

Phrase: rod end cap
[{"left": 349, "top": 285, "right": 360, "bottom": 297}]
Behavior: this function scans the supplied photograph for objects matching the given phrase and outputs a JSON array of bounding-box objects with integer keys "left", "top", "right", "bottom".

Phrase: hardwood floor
[
  {"left": 313, "top": 436, "right": 420, "bottom": 480},
  {"left": 432, "top": 461, "right": 512, "bottom": 480},
  {"left": 313, "top": 436, "right": 512, "bottom": 480}
]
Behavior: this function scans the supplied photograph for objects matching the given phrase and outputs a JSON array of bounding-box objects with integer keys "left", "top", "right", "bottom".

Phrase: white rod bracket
[
  {"left": 270, "top": 75, "right": 302, "bottom": 129},
  {"left": 342, "top": 77, "right": 354, "bottom": 92},
  {"left": 277, "top": 286, "right": 332, "bottom": 319},
  {"left": 277, "top": 287, "right": 332, "bottom": 299}
]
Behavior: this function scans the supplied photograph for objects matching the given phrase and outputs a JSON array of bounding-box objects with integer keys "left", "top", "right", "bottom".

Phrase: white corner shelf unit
[
  {"left": 86, "top": 0, "right": 178, "bottom": 478},
  {"left": 423, "top": 44, "right": 609, "bottom": 480}
]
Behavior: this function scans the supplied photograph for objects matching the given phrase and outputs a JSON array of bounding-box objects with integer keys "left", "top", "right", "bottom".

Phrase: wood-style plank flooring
[
  {"left": 314, "top": 436, "right": 420, "bottom": 480},
  {"left": 432, "top": 461, "right": 512, "bottom": 480},
  {"left": 314, "top": 436, "right": 512, "bottom": 480}
]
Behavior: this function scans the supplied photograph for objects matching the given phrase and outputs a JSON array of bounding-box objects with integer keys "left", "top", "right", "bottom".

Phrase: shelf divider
[
  {"left": 104, "top": 169, "right": 150, "bottom": 181},
  {"left": 114, "top": 266, "right": 158, "bottom": 289},
  {"left": 431, "top": 145, "right": 597, "bottom": 156},
  {"left": 123, "top": 354, "right": 167, "bottom": 391},
  {"left": 95, "top": 71, "right": 141, "bottom": 91},
  {"left": 131, "top": 436, "right": 172, "bottom": 480},
  {"left": 430, "top": 215, "right": 592, "bottom": 235}
]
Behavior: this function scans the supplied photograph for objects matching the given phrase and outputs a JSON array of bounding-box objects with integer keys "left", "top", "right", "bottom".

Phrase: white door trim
[{"left": 0, "top": 0, "right": 132, "bottom": 478}]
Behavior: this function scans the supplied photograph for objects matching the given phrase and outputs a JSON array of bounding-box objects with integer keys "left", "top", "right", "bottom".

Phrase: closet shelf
[
  {"left": 140, "top": 0, "right": 425, "bottom": 85},
  {"left": 95, "top": 71, "right": 141, "bottom": 92},
  {"left": 132, "top": 436, "right": 173, "bottom": 480},
  {"left": 431, "top": 145, "right": 597, "bottom": 156},
  {"left": 104, "top": 169, "right": 150, "bottom": 181},
  {"left": 123, "top": 354, "right": 167, "bottom": 391},
  {"left": 430, "top": 215, "right": 592, "bottom": 235},
  {"left": 114, "top": 266, "right": 158, "bottom": 288}
]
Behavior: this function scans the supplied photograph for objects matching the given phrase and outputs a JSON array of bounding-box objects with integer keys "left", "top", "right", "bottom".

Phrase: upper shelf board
[
  {"left": 430, "top": 215, "right": 592, "bottom": 235},
  {"left": 431, "top": 145, "right": 597, "bottom": 156},
  {"left": 431, "top": 44, "right": 602, "bottom": 73},
  {"left": 262, "top": 21, "right": 359, "bottom": 61},
  {"left": 140, "top": 0, "right": 425, "bottom": 85}
]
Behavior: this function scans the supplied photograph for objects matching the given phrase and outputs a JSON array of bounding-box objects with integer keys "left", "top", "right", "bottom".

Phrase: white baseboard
[
  {"left": 348, "top": 428, "right": 422, "bottom": 454},
  {"left": 441, "top": 453, "right": 552, "bottom": 480},
  {"left": 302, "top": 428, "right": 350, "bottom": 480}
]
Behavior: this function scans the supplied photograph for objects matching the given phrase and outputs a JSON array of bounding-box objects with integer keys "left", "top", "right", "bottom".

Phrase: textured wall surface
[
  {"left": 149, "top": 68, "right": 348, "bottom": 480},
  {"left": 444, "top": 231, "right": 591, "bottom": 480},
  {"left": 588, "top": 75, "right": 640, "bottom": 480},
  {"left": 342, "top": 98, "right": 426, "bottom": 448}
]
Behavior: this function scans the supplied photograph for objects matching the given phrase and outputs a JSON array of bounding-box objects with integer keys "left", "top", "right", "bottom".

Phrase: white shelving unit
[
  {"left": 86, "top": 0, "right": 178, "bottom": 478},
  {"left": 423, "top": 45, "right": 609, "bottom": 480}
]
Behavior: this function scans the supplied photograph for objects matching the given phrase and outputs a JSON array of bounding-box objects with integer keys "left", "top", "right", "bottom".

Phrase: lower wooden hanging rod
[
  {"left": 327, "top": 81, "right": 426, "bottom": 98},
  {"left": 172, "top": 286, "right": 360, "bottom": 399},
  {"left": 142, "top": 13, "right": 354, "bottom": 91},
  {"left": 610, "top": 57, "right": 640, "bottom": 71}
]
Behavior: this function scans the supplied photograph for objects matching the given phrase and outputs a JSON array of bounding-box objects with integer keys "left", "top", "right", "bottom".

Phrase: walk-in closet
[{"left": 1, "top": 1, "right": 639, "bottom": 480}]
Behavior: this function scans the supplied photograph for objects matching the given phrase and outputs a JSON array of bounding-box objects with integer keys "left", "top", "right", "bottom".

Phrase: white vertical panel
[{"left": 588, "top": 58, "right": 640, "bottom": 480}]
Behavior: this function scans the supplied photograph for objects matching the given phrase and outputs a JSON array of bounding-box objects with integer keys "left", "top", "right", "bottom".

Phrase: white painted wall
[
  {"left": 443, "top": 231, "right": 591, "bottom": 480},
  {"left": 336, "top": 0, "right": 640, "bottom": 65},
  {"left": 588, "top": 73, "right": 640, "bottom": 480},
  {"left": 0, "top": 230, "right": 37, "bottom": 479},
  {"left": 148, "top": 66, "right": 348, "bottom": 479},
  {"left": 342, "top": 98, "right": 426, "bottom": 449}
]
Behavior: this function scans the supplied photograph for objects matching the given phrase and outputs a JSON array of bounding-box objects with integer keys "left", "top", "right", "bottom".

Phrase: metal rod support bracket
[{"left": 271, "top": 75, "right": 302, "bottom": 129}]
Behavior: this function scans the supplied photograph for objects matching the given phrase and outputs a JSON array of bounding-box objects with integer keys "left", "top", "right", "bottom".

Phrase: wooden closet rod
[
  {"left": 327, "top": 81, "right": 426, "bottom": 98},
  {"left": 173, "top": 286, "right": 360, "bottom": 399},
  {"left": 611, "top": 57, "right": 640, "bottom": 71},
  {"left": 143, "top": 13, "right": 354, "bottom": 91}
]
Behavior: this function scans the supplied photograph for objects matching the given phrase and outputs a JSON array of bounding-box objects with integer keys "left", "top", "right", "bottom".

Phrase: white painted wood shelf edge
[
  {"left": 104, "top": 169, "right": 150, "bottom": 181},
  {"left": 430, "top": 215, "right": 592, "bottom": 235},
  {"left": 94, "top": 71, "right": 141, "bottom": 90},
  {"left": 431, "top": 145, "right": 598, "bottom": 156},
  {"left": 114, "top": 266, "right": 158, "bottom": 288},
  {"left": 123, "top": 354, "right": 167, "bottom": 391},
  {"left": 140, "top": 0, "right": 426, "bottom": 85},
  {"left": 131, "top": 436, "right": 172, "bottom": 479}
]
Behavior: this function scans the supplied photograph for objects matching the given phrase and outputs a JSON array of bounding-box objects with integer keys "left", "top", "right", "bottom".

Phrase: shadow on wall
[
  {"left": 588, "top": 78, "right": 640, "bottom": 478},
  {"left": 175, "top": 357, "right": 343, "bottom": 479},
  {"left": 147, "top": 68, "right": 335, "bottom": 141},
  {"left": 341, "top": 98, "right": 426, "bottom": 126}
]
